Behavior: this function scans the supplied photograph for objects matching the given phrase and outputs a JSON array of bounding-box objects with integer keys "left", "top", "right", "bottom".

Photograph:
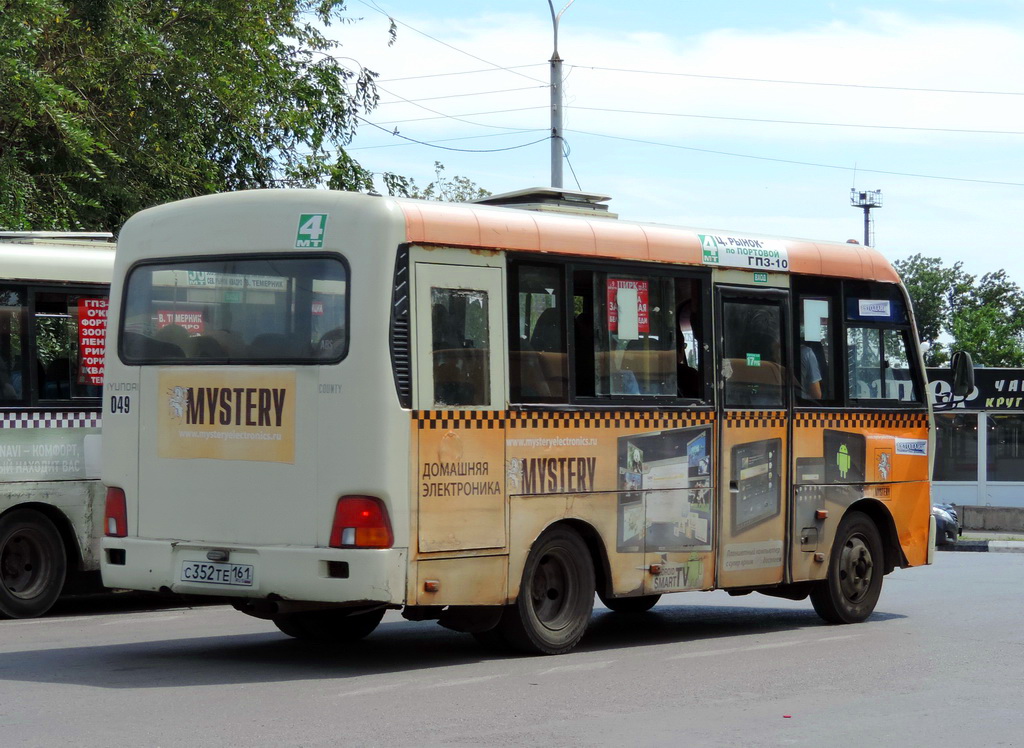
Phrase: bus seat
[
  {"left": 529, "top": 307, "right": 563, "bottom": 354},
  {"left": 250, "top": 333, "right": 302, "bottom": 358},
  {"left": 510, "top": 349, "right": 551, "bottom": 399},
  {"left": 724, "top": 357, "right": 784, "bottom": 406},
  {"left": 185, "top": 335, "right": 226, "bottom": 359},
  {"left": 121, "top": 332, "right": 185, "bottom": 360},
  {"left": 154, "top": 323, "right": 191, "bottom": 350}
]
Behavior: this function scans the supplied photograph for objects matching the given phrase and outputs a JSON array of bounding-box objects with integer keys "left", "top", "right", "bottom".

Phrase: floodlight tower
[
  {"left": 851, "top": 189, "right": 882, "bottom": 247},
  {"left": 548, "top": 0, "right": 575, "bottom": 189}
]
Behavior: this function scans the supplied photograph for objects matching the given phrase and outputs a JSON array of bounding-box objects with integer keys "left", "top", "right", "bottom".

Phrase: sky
[{"left": 332, "top": 0, "right": 1024, "bottom": 280}]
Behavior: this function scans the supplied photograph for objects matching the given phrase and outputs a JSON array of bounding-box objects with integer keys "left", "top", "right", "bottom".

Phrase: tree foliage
[
  {"left": 894, "top": 254, "right": 1024, "bottom": 366},
  {"left": 390, "top": 161, "right": 492, "bottom": 203},
  {"left": 0, "top": 0, "right": 393, "bottom": 231}
]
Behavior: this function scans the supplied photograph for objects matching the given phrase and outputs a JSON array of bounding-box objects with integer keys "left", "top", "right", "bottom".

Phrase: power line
[
  {"left": 354, "top": 0, "right": 548, "bottom": 85},
  {"left": 569, "top": 105, "right": 1024, "bottom": 136},
  {"left": 377, "top": 85, "right": 546, "bottom": 106},
  {"left": 377, "top": 64, "right": 546, "bottom": 83},
  {"left": 375, "top": 84, "right": 544, "bottom": 132},
  {"left": 568, "top": 128, "right": 1024, "bottom": 187},
  {"left": 571, "top": 64, "right": 1024, "bottom": 97},
  {"left": 370, "top": 105, "right": 549, "bottom": 127},
  {"left": 350, "top": 129, "right": 548, "bottom": 151},
  {"left": 356, "top": 115, "right": 549, "bottom": 153}
]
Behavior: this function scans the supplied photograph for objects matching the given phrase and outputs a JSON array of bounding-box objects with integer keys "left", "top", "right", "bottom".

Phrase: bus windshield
[{"left": 119, "top": 255, "right": 348, "bottom": 363}]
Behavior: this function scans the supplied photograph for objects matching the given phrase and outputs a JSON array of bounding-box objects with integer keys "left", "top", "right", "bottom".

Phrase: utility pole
[
  {"left": 850, "top": 189, "right": 882, "bottom": 246},
  {"left": 548, "top": 1, "right": 575, "bottom": 189}
]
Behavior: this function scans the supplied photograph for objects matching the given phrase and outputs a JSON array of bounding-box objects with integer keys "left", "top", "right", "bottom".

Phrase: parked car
[{"left": 933, "top": 503, "right": 960, "bottom": 546}]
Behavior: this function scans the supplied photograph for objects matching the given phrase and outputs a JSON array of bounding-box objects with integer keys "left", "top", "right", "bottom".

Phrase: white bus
[
  {"left": 101, "top": 189, "right": 944, "bottom": 654},
  {"left": 0, "top": 232, "right": 114, "bottom": 618}
]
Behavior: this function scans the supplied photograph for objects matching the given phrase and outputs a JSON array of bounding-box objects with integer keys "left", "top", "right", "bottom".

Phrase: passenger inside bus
[{"left": 676, "top": 300, "right": 701, "bottom": 398}]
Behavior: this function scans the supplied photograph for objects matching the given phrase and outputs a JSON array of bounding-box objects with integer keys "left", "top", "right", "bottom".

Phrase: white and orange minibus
[{"left": 100, "top": 188, "right": 963, "bottom": 654}]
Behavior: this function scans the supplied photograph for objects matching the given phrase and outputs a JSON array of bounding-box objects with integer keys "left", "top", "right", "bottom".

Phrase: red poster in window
[
  {"left": 78, "top": 298, "right": 108, "bottom": 386},
  {"left": 606, "top": 278, "right": 649, "bottom": 333},
  {"left": 156, "top": 310, "right": 205, "bottom": 333}
]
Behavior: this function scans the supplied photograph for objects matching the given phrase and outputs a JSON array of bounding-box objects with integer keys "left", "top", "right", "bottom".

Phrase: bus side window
[
  {"left": 0, "top": 287, "right": 26, "bottom": 402},
  {"left": 510, "top": 264, "right": 566, "bottom": 403},
  {"left": 430, "top": 287, "right": 491, "bottom": 407}
]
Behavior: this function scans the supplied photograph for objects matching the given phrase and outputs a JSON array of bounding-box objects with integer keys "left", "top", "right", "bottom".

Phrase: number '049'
[{"left": 110, "top": 395, "right": 131, "bottom": 414}]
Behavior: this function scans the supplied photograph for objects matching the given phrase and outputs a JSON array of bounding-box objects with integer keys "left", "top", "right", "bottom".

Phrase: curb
[{"left": 939, "top": 540, "right": 1024, "bottom": 553}]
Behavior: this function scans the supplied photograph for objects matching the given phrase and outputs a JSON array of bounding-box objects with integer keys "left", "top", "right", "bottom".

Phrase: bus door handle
[{"left": 729, "top": 480, "right": 738, "bottom": 493}]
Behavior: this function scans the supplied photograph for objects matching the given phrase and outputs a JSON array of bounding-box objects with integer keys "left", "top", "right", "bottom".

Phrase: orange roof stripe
[{"left": 399, "top": 199, "right": 899, "bottom": 283}]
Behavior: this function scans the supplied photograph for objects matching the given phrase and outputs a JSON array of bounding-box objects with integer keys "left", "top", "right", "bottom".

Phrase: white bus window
[
  {"left": 0, "top": 288, "right": 26, "bottom": 402},
  {"left": 120, "top": 256, "right": 347, "bottom": 363},
  {"left": 431, "top": 287, "right": 490, "bottom": 407}
]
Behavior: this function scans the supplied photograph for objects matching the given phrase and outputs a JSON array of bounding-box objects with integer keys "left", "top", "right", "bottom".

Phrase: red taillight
[
  {"left": 330, "top": 496, "right": 393, "bottom": 548},
  {"left": 104, "top": 487, "right": 127, "bottom": 538}
]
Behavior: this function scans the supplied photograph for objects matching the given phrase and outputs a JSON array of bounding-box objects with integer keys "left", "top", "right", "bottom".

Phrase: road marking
[
  {"left": 670, "top": 640, "right": 805, "bottom": 659},
  {"left": 426, "top": 675, "right": 503, "bottom": 688},
  {"left": 818, "top": 634, "right": 862, "bottom": 642},
  {"left": 336, "top": 681, "right": 414, "bottom": 698},
  {"left": 537, "top": 660, "right": 613, "bottom": 676}
]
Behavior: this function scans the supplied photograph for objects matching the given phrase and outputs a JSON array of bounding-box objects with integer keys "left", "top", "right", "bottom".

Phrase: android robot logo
[{"left": 837, "top": 443, "right": 851, "bottom": 479}]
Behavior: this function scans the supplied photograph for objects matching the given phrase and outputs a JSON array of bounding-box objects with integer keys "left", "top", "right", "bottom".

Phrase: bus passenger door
[
  {"left": 413, "top": 262, "right": 507, "bottom": 553},
  {"left": 715, "top": 286, "right": 791, "bottom": 589}
]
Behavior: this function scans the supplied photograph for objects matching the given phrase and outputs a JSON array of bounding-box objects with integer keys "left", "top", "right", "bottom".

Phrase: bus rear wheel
[
  {"left": 496, "top": 526, "right": 595, "bottom": 655},
  {"left": 811, "top": 511, "right": 884, "bottom": 624},
  {"left": 272, "top": 607, "right": 385, "bottom": 643},
  {"left": 0, "top": 509, "right": 68, "bottom": 619}
]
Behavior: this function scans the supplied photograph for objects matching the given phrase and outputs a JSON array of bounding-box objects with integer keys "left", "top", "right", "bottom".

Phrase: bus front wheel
[
  {"left": 272, "top": 607, "right": 385, "bottom": 643},
  {"left": 0, "top": 509, "right": 68, "bottom": 619},
  {"left": 497, "top": 526, "right": 595, "bottom": 655},
  {"left": 811, "top": 511, "right": 884, "bottom": 624}
]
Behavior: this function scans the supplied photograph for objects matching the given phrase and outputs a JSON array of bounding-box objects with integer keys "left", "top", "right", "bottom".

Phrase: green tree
[
  {"left": 895, "top": 254, "right": 1024, "bottom": 367},
  {"left": 893, "top": 254, "right": 959, "bottom": 365},
  {"left": 1, "top": 0, "right": 393, "bottom": 232},
  {"left": 386, "top": 161, "right": 492, "bottom": 203}
]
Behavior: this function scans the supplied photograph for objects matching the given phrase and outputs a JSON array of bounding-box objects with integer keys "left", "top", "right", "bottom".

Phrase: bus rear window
[{"left": 119, "top": 255, "right": 348, "bottom": 364}]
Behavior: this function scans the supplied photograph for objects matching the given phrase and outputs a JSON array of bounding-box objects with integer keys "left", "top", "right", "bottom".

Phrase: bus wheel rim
[
  {"left": 530, "top": 549, "right": 576, "bottom": 630},
  {"left": 837, "top": 534, "right": 873, "bottom": 604},
  {"left": 1, "top": 528, "right": 51, "bottom": 600}
]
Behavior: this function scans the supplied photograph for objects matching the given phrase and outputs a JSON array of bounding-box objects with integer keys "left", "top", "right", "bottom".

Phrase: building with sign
[{"left": 929, "top": 368, "right": 1024, "bottom": 508}]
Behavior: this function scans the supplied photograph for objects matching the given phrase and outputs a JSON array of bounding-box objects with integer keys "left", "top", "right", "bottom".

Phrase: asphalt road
[{"left": 2, "top": 553, "right": 1022, "bottom": 747}]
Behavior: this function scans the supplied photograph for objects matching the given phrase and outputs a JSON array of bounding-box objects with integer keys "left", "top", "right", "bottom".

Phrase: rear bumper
[{"left": 100, "top": 537, "right": 407, "bottom": 605}]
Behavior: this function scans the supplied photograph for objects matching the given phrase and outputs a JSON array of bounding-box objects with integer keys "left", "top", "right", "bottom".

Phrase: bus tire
[
  {"left": 498, "top": 526, "right": 595, "bottom": 655},
  {"left": 811, "top": 511, "right": 884, "bottom": 625},
  {"left": 0, "top": 509, "right": 68, "bottom": 619},
  {"left": 598, "top": 592, "right": 661, "bottom": 614},
  {"left": 272, "top": 607, "right": 385, "bottom": 643}
]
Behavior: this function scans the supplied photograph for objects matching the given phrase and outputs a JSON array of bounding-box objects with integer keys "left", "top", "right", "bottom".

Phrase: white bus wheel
[{"left": 0, "top": 509, "right": 68, "bottom": 619}]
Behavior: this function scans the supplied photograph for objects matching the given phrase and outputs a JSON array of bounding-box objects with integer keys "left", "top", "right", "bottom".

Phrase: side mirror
[{"left": 950, "top": 350, "right": 975, "bottom": 397}]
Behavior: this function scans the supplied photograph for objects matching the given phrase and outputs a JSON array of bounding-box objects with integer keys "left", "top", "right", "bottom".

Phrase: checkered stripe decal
[
  {"left": 413, "top": 410, "right": 715, "bottom": 430},
  {"left": 794, "top": 411, "right": 928, "bottom": 429},
  {"left": 413, "top": 410, "right": 506, "bottom": 430},
  {"left": 724, "top": 411, "right": 786, "bottom": 428},
  {"left": 0, "top": 411, "right": 101, "bottom": 429}
]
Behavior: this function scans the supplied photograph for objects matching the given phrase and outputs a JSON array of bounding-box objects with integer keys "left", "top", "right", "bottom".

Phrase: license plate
[{"left": 180, "top": 561, "right": 254, "bottom": 587}]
